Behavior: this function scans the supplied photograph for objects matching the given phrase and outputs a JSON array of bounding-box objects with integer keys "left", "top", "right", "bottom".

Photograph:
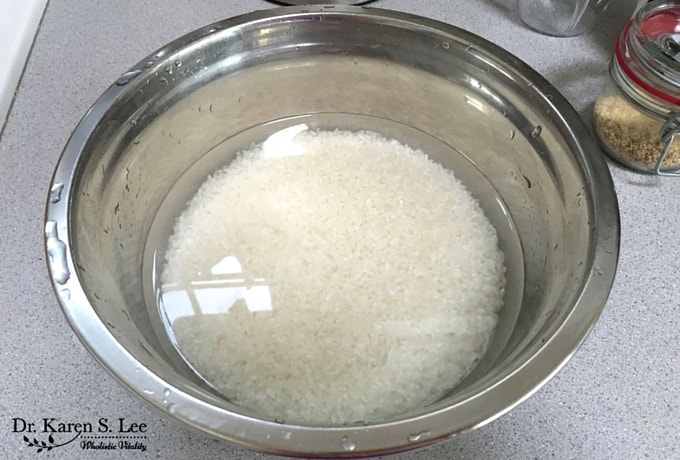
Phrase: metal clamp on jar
[{"left": 594, "top": 0, "right": 680, "bottom": 176}]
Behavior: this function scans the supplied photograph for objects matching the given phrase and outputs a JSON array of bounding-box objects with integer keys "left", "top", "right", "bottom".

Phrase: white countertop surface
[{"left": 2, "top": 0, "right": 679, "bottom": 458}]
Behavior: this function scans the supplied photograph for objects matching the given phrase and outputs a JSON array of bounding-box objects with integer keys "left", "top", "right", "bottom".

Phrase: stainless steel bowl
[{"left": 45, "top": 6, "right": 619, "bottom": 457}]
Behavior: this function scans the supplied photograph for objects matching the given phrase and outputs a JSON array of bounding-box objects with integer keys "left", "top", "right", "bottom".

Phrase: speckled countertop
[{"left": 1, "top": 0, "right": 678, "bottom": 458}]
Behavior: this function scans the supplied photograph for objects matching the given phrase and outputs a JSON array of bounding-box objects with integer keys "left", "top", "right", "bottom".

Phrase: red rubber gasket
[{"left": 615, "top": 19, "right": 680, "bottom": 106}]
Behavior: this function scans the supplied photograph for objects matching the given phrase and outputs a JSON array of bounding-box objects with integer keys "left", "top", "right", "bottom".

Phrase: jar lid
[{"left": 617, "top": 1, "right": 680, "bottom": 106}]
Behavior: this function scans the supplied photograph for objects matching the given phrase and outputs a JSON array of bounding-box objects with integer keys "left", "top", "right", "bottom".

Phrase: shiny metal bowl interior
[{"left": 45, "top": 6, "right": 619, "bottom": 457}]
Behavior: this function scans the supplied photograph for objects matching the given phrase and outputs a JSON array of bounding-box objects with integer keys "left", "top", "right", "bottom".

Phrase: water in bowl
[{"left": 142, "top": 113, "right": 524, "bottom": 424}]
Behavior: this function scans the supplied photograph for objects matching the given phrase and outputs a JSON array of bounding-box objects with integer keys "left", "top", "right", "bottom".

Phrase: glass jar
[
  {"left": 517, "top": 0, "right": 611, "bottom": 37},
  {"left": 593, "top": 1, "right": 680, "bottom": 175}
]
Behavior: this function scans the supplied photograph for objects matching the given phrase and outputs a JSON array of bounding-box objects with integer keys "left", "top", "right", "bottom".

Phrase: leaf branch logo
[
  {"left": 22, "top": 432, "right": 81, "bottom": 453},
  {"left": 24, "top": 433, "right": 80, "bottom": 453}
]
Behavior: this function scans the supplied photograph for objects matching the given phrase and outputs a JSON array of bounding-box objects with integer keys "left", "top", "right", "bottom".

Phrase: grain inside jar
[{"left": 594, "top": 96, "right": 680, "bottom": 169}]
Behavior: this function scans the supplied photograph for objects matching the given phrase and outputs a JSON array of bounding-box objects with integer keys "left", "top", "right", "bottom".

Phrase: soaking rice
[{"left": 161, "top": 128, "right": 505, "bottom": 424}]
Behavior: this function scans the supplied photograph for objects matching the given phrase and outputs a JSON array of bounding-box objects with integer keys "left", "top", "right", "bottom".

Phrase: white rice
[{"left": 161, "top": 128, "right": 505, "bottom": 425}]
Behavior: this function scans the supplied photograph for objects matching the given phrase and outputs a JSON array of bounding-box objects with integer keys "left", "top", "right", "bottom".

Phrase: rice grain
[{"left": 161, "top": 129, "right": 505, "bottom": 424}]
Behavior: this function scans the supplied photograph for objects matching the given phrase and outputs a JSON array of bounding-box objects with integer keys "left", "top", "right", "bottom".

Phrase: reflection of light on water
[
  {"left": 210, "top": 255, "right": 242, "bottom": 275},
  {"left": 161, "top": 255, "right": 272, "bottom": 324},
  {"left": 261, "top": 124, "right": 308, "bottom": 159},
  {"left": 464, "top": 76, "right": 503, "bottom": 112},
  {"left": 464, "top": 95, "right": 485, "bottom": 112}
]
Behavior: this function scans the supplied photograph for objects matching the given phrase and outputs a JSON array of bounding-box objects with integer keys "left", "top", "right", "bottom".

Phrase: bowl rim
[{"left": 44, "top": 5, "right": 620, "bottom": 457}]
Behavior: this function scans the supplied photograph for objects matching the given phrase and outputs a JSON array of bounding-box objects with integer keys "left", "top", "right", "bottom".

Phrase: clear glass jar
[
  {"left": 517, "top": 0, "right": 611, "bottom": 37},
  {"left": 593, "top": 1, "right": 680, "bottom": 175}
]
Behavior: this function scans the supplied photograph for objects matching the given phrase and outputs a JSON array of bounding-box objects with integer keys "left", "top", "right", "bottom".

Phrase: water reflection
[
  {"left": 261, "top": 123, "right": 308, "bottom": 159},
  {"left": 160, "top": 255, "right": 272, "bottom": 325}
]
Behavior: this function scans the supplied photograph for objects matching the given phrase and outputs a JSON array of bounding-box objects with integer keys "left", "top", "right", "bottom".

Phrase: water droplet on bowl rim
[
  {"left": 407, "top": 430, "right": 431, "bottom": 442},
  {"left": 341, "top": 436, "right": 356, "bottom": 451},
  {"left": 49, "top": 183, "right": 64, "bottom": 203},
  {"left": 115, "top": 69, "right": 142, "bottom": 86},
  {"left": 45, "top": 221, "right": 70, "bottom": 284},
  {"left": 531, "top": 125, "right": 542, "bottom": 138},
  {"left": 60, "top": 288, "right": 71, "bottom": 300}
]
